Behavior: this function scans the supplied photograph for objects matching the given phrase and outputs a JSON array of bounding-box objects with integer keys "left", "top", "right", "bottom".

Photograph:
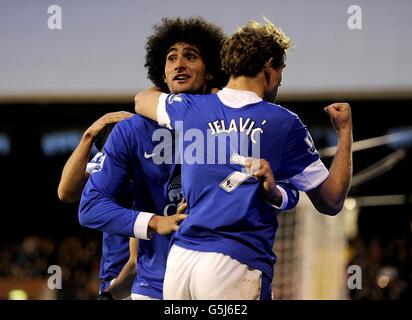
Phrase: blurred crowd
[
  {"left": 1, "top": 233, "right": 412, "bottom": 299},
  {"left": 347, "top": 235, "right": 412, "bottom": 299},
  {"left": 0, "top": 235, "right": 101, "bottom": 299}
]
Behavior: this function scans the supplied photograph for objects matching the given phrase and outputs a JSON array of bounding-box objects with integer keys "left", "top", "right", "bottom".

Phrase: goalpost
[
  {"left": 271, "top": 130, "right": 410, "bottom": 300},
  {"left": 272, "top": 193, "right": 358, "bottom": 299}
]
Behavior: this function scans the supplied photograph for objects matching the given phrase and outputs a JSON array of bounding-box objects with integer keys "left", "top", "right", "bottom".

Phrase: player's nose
[{"left": 174, "top": 55, "right": 187, "bottom": 71}]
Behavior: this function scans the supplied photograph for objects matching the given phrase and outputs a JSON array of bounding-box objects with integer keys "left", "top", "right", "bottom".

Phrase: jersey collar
[{"left": 217, "top": 87, "right": 262, "bottom": 109}]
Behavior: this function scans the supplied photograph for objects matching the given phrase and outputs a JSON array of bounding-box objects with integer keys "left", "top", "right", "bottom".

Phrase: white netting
[{"left": 272, "top": 193, "right": 354, "bottom": 299}]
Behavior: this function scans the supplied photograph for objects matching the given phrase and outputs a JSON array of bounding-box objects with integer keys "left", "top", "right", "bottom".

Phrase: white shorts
[
  {"left": 163, "top": 245, "right": 263, "bottom": 300},
  {"left": 130, "top": 293, "right": 159, "bottom": 300}
]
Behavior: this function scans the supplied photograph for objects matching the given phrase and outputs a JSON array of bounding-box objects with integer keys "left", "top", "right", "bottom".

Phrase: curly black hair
[{"left": 145, "top": 17, "right": 228, "bottom": 93}]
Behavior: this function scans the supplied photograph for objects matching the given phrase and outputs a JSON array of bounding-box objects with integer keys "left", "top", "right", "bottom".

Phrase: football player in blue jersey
[
  {"left": 79, "top": 17, "right": 300, "bottom": 300},
  {"left": 134, "top": 18, "right": 352, "bottom": 300},
  {"left": 58, "top": 111, "right": 139, "bottom": 299},
  {"left": 79, "top": 17, "right": 223, "bottom": 300}
]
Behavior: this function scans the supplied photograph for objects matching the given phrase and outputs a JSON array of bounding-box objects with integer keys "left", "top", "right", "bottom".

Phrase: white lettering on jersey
[{"left": 207, "top": 118, "right": 267, "bottom": 144}]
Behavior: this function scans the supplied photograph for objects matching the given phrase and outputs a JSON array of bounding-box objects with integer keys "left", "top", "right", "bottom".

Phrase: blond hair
[{"left": 221, "top": 18, "right": 292, "bottom": 77}]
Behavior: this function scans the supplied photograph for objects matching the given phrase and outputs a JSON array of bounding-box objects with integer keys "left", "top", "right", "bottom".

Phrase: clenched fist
[{"left": 324, "top": 103, "right": 352, "bottom": 132}]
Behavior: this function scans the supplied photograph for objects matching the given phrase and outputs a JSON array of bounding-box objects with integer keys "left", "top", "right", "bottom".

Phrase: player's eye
[
  {"left": 167, "top": 55, "right": 177, "bottom": 62},
  {"left": 185, "top": 54, "right": 197, "bottom": 61}
]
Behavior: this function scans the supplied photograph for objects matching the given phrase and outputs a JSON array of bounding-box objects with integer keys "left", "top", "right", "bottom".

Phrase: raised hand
[
  {"left": 84, "top": 111, "right": 133, "bottom": 138},
  {"left": 324, "top": 103, "right": 352, "bottom": 133}
]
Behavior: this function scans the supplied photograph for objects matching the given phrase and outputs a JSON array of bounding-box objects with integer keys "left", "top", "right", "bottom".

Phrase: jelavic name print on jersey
[
  {"left": 207, "top": 117, "right": 267, "bottom": 144},
  {"left": 147, "top": 121, "right": 263, "bottom": 165}
]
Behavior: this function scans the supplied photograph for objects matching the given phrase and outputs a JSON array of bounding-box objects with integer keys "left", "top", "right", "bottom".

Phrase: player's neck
[{"left": 226, "top": 72, "right": 265, "bottom": 98}]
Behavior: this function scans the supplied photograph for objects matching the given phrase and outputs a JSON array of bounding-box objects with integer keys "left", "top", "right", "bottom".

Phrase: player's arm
[
  {"left": 148, "top": 201, "right": 187, "bottom": 235},
  {"left": 279, "top": 103, "right": 351, "bottom": 215},
  {"left": 246, "top": 159, "right": 299, "bottom": 210},
  {"left": 79, "top": 122, "right": 187, "bottom": 238},
  {"left": 246, "top": 159, "right": 282, "bottom": 206},
  {"left": 135, "top": 87, "right": 190, "bottom": 131},
  {"left": 134, "top": 87, "right": 163, "bottom": 121},
  {"left": 106, "top": 238, "right": 138, "bottom": 300},
  {"left": 78, "top": 127, "right": 142, "bottom": 237},
  {"left": 80, "top": 182, "right": 187, "bottom": 238},
  {"left": 274, "top": 180, "right": 300, "bottom": 211},
  {"left": 306, "top": 103, "right": 352, "bottom": 215},
  {"left": 57, "top": 111, "right": 133, "bottom": 202}
]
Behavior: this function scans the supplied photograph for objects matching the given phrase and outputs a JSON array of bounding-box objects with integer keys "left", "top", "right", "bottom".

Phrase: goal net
[{"left": 272, "top": 193, "right": 356, "bottom": 299}]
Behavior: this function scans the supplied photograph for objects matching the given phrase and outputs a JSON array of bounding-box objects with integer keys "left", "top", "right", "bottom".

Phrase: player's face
[
  {"left": 264, "top": 64, "right": 285, "bottom": 103},
  {"left": 164, "top": 42, "right": 209, "bottom": 94}
]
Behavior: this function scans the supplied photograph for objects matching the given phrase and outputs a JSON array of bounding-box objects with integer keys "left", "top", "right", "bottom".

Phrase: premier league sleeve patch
[
  {"left": 167, "top": 94, "right": 183, "bottom": 104},
  {"left": 86, "top": 152, "right": 106, "bottom": 174},
  {"left": 304, "top": 133, "right": 318, "bottom": 156}
]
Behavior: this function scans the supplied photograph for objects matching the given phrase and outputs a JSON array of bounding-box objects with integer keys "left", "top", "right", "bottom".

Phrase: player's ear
[
  {"left": 263, "top": 59, "right": 273, "bottom": 85},
  {"left": 264, "top": 58, "right": 274, "bottom": 73},
  {"left": 163, "top": 74, "right": 167, "bottom": 83}
]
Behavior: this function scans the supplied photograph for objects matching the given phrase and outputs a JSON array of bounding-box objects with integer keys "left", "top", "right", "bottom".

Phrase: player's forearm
[
  {"left": 275, "top": 181, "right": 300, "bottom": 211},
  {"left": 134, "top": 87, "right": 162, "bottom": 121},
  {"left": 309, "top": 128, "right": 352, "bottom": 215},
  {"left": 57, "top": 134, "right": 94, "bottom": 202},
  {"left": 106, "top": 261, "right": 136, "bottom": 299},
  {"left": 328, "top": 128, "right": 353, "bottom": 203},
  {"left": 79, "top": 189, "right": 138, "bottom": 237},
  {"left": 264, "top": 186, "right": 283, "bottom": 208}
]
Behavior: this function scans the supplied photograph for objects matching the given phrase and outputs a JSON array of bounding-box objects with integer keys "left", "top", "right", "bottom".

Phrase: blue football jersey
[
  {"left": 157, "top": 88, "right": 329, "bottom": 279},
  {"left": 86, "top": 152, "right": 131, "bottom": 291},
  {"left": 80, "top": 115, "right": 182, "bottom": 299},
  {"left": 99, "top": 232, "right": 130, "bottom": 292}
]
